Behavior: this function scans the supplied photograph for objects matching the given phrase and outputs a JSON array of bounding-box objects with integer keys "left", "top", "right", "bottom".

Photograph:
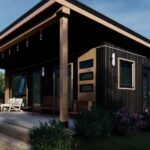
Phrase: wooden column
[
  {"left": 59, "top": 7, "right": 70, "bottom": 125},
  {"left": 4, "top": 71, "right": 10, "bottom": 103}
]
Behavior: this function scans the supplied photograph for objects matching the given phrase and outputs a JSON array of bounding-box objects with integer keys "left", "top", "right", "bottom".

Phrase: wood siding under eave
[
  {"left": 78, "top": 48, "right": 96, "bottom": 111},
  {"left": 96, "top": 44, "right": 150, "bottom": 113}
]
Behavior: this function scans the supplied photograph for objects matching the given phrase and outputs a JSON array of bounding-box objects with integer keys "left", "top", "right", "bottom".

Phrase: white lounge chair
[
  {"left": 0, "top": 98, "right": 15, "bottom": 112},
  {"left": 10, "top": 98, "right": 23, "bottom": 111}
]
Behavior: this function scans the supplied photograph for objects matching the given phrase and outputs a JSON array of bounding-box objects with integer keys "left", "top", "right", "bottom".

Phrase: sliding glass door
[{"left": 32, "top": 70, "right": 41, "bottom": 106}]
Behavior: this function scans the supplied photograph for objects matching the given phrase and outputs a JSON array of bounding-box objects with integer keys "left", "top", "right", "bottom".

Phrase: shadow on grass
[{"left": 75, "top": 131, "right": 150, "bottom": 150}]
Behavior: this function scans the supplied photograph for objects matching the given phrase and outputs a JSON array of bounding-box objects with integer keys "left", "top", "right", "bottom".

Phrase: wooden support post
[
  {"left": 5, "top": 72, "right": 10, "bottom": 103},
  {"left": 59, "top": 15, "right": 69, "bottom": 125}
]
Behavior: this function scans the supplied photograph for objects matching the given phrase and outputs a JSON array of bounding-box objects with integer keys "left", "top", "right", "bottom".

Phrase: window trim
[{"left": 118, "top": 58, "right": 135, "bottom": 90}]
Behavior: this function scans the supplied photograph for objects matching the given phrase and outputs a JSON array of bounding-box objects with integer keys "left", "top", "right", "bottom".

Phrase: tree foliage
[{"left": 0, "top": 72, "right": 5, "bottom": 94}]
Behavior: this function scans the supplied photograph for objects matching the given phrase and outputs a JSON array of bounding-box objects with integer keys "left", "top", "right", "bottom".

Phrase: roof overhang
[
  {"left": 0, "top": 0, "right": 150, "bottom": 51},
  {"left": 56, "top": 0, "right": 150, "bottom": 48},
  {"left": 0, "top": 0, "right": 56, "bottom": 40}
]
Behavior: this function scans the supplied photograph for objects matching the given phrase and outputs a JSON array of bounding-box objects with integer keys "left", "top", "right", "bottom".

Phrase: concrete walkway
[
  {"left": 0, "top": 133, "right": 30, "bottom": 150},
  {"left": 0, "top": 111, "right": 75, "bottom": 150},
  {"left": 0, "top": 111, "right": 75, "bottom": 129}
]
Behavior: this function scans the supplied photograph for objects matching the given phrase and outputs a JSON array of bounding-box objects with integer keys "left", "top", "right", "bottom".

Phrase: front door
[
  {"left": 32, "top": 70, "right": 41, "bottom": 106},
  {"left": 53, "top": 63, "right": 73, "bottom": 111},
  {"left": 143, "top": 68, "right": 150, "bottom": 110}
]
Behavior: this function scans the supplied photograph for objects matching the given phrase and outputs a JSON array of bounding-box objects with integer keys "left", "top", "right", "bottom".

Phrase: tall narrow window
[
  {"left": 12, "top": 74, "right": 26, "bottom": 97},
  {"left": 118, "top": 58, "right": 135, "bottom": 90}
]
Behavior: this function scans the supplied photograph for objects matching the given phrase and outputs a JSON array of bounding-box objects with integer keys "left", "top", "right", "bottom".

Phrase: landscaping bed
[{"left": 76, "top": 131, "right": 150, "bottom": 150}]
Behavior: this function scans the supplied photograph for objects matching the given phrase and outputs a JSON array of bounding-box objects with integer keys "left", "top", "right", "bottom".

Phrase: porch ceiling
[
  {"left": 0, "top": 22, "right": 59, "bottom": 70},
  {"left": 0, "top": 1, "right": 150, "bottom": 70},
  {"left": 68, "top": 11, "right": 150, "bottom": 57}
]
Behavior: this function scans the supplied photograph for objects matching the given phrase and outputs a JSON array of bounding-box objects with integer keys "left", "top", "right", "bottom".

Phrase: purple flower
[{"left": 112, "top": 107, "right": 140, "bottom": 135}]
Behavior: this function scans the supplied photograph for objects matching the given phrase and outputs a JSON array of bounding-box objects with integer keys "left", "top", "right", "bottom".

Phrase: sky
[
  {"left": 80, "top": 0, "right": 150, "bottom": 39},
  {"left": 0, "top": 0, "right": 41, "bottom": 73},
  {"left": 0, "top": 0, "right": 150, "bottom": 40},
  {"left": 0, "top": 0, "right": 41, "bottom": 31}
]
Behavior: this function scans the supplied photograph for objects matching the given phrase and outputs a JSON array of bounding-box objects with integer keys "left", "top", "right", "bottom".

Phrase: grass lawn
[{"left": 76, "top": 131, "right": 150, "bottom": 150}]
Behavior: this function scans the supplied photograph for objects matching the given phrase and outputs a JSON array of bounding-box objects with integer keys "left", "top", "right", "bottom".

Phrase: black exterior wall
[{"left": 96, "top": 42, "right": 150, "bottom": 113}]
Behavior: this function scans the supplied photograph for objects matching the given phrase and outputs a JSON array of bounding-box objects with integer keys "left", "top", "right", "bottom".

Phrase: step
[
  {"left": 0, "top": 122, "right": 29, "bottom": 142},
  {"left": 0, "top": 133, "right": 31, "bottom": 150}
]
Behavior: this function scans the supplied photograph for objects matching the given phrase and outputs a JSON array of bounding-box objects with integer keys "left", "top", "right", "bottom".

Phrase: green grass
[{"left": 76, "top": 131, "right": 150, "bottom": 150}]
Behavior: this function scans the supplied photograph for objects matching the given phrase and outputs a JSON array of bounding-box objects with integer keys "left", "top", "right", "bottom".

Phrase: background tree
[{"left": 0, "top": 72, "right": 5, "bottom": 99}]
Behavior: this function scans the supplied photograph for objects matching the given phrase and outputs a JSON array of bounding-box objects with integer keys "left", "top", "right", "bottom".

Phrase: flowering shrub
[
  {"left": 112, "top": 108, "right": 139, "bottom": 135},
  {"left": 140, "top": 107, "right": 150, "bottom": 130}
]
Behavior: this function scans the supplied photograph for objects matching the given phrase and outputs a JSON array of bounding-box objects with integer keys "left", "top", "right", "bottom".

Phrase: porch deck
[{"left": 0, "top": 111, "right": 75, "bottom": 129}]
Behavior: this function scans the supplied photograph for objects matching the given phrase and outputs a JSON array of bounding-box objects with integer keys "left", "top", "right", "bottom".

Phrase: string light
[
  {"left": 26, "top": 37, "right": 29, "bottom": 47},
  {"left": 17, "top": 43, "right": 19, "bottom": 52},
  {"left": 40, "top": 30, "right": 43, "bottom": 41},
  {"left": 2, "top": 53, "right": 4, "bottom": 59},
  {"left": 9, "top": 48, "right": 11, "bottom": 55},
  {"left": 42, "top": 66, "right": 45, "bottom": 77}
]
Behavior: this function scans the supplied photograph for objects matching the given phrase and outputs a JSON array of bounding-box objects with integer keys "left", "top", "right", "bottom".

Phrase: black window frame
[
  {"left": 80, "top": 72, "right": 93, "bottom": 81},
  {"left": 80, "top": 84, "right": 93, "bottom": 92},
  {"left": 79, "top": 59, "right": 93, "bottom": 69}
]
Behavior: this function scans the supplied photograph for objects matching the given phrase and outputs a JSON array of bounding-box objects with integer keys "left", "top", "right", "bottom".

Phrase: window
[
  {"left": 118, "top": 58, "right": 135, "bottom": 89},
  {"left": 80, "top": 59, "right": 93, "bottom": 69},
  {"left": 12, "top": 74, "right": 26, "bottom": 97},
  {"left": 80, "top": 72, "right": 93, "bottom": 80},
  {"left": 80, "top": 84, "right": 93, "bottom": 92}
]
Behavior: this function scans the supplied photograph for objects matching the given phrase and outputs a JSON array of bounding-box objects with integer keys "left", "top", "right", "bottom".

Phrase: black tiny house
[
  {"left": 1, "top": 0, "right": 150, "bottom": 123},
  {"left": 78, "top": 42, "right": 150, "bottom": 113}
]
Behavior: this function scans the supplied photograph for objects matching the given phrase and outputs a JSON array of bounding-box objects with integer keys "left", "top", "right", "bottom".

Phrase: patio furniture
[
  {"left": 10, "top": 98, "right": 23, "bottom": 111},
  {"left": 0, "top": 98, "right": 15, "bottom": 112}
]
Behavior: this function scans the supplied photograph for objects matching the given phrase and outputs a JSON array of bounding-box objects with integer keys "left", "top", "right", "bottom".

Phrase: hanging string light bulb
[
  {"left": 40, "top": 30, "right": 43, "bottom": 41},
  {"left": 17, "top": 43, "right": 19, "bottom": 52},
  {"left": 9, "top": 48, "right": 11, "bottom": 55},
  {"left": 26, "top": 37, "right": 29, "bottom": 47},
  {"left": 2, "top": 53, "right": 4, "bottom": 59},
  {"left": 42, "top": 66, "right": 45, "bottom": 77}
]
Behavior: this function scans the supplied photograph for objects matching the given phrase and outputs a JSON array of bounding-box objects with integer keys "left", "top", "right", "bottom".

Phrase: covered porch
[{"left": 0, "top": 111, "right": 75, "bottom": 129}]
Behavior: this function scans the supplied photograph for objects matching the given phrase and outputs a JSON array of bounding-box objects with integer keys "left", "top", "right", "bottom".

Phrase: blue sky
[
  {"left": 0, "top": 0, "right": 150, "bottom": 40},
  {"left": 81, "top": 0, "right": 150, "bottom": 39},
  {"left": 0, "top": 0, "right": 41, "bottom": 73}
]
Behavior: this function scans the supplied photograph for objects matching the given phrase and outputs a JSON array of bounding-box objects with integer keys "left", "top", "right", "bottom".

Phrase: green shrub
[
  {"left": 29, "top": 120, "right": 75, "bottom": 150},
  {"left": 74, "top": 107, "right": 112, "bottom": 139}
]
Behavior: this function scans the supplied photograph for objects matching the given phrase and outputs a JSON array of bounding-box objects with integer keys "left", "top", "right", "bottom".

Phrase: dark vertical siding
[
  {"left": 96, "top": 43, "right": 149, "bottom": 113},
  {"left": 96, "top": 46, "right": 106, "bottom": 107}
]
